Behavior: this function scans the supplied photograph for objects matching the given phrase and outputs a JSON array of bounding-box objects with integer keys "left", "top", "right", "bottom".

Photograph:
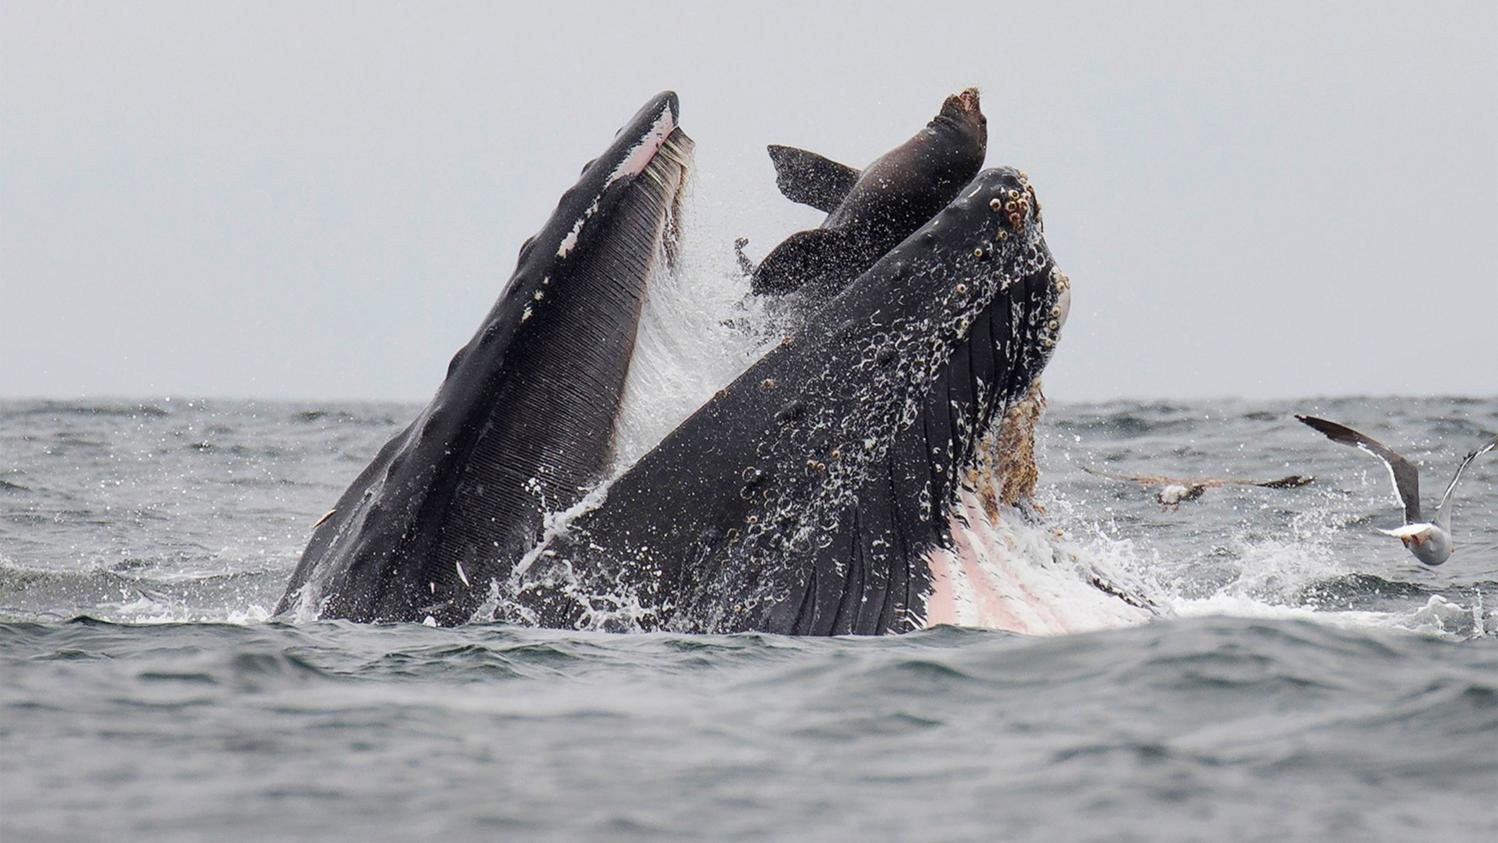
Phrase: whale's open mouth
[{"left": 279, "top": 94, "right": 1131, "bottom": 635}]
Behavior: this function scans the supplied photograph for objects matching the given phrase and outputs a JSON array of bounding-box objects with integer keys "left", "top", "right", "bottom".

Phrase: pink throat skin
[
  {"left": 555, "top": 106, "right": 678, "bottom": 261},
  {"left": 922, "top": 489, "right": 1153, "bottom": 636},
  {"left": 609, "top": 106, "right": 677, "bottom": 184}
]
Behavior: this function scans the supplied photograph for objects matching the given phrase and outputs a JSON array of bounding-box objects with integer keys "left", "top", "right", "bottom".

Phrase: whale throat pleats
[{"left": 426, "top": 130, "right": 696, "bottom": 612}]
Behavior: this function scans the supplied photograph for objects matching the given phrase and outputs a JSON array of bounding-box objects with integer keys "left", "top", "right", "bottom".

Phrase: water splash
[{"left": 611, "top": 180, "right": 780, "bottom": 474}]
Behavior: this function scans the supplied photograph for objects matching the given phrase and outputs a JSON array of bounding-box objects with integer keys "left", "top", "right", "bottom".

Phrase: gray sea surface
[{"left": 2, "top": 396, "right": 1496, "bottom": 841}]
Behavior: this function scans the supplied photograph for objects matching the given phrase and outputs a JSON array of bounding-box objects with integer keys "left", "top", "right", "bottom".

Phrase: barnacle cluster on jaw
[
  {"left": 1019, "top": 171, "right": 1042, "bottom": 228},
  {"left": 1038, "top": 266, "right": 1071, "bottom": 350},
  {"left": 989, "top": 170, "right": 1042, "bottom": 234}
]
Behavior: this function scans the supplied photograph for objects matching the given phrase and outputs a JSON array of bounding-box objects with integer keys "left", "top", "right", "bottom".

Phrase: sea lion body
[{"left": 750, "top": 88, "right": 988, "bottom": 305}]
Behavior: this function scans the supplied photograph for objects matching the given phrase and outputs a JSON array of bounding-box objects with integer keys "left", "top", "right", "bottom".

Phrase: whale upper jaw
[{"left": 275, "top": 92, "right": 694, "bottom": 624}]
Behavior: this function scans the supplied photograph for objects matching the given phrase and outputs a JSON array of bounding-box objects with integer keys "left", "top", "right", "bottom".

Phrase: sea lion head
[
  {"left": 943, "top": 87, "right": 982, "bottom": 116},
  {"left": 938, "top": 87, "right": 985, "bottom": 126},
  {"left": 933, "top": 87, "right": 987, "bottom": 157}
]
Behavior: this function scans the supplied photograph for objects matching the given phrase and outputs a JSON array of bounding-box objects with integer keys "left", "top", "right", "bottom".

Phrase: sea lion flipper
[
  {"left": 767, "top": 145, "right": 860, "bottom": 214},
  {"left": 750, "top": 228, "right": 858, "bottom": 296}
]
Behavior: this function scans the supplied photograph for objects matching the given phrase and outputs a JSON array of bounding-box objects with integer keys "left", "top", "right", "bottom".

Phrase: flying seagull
[
  {"left": 1079, "top": 464, "right": 1314, "bottom": 506},
  {"left": 1296, "top": 415, "right": 1498, "bottom": 566}
]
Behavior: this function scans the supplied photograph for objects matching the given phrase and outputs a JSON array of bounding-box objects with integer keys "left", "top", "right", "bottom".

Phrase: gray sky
[{"left": 3, "top": 1, "right": 1495, "bottom": 402}]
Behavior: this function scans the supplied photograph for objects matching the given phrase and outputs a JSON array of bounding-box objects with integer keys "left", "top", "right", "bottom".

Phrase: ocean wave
[{"left": 2, "top": 400, "right": 173, "bottom": 418}]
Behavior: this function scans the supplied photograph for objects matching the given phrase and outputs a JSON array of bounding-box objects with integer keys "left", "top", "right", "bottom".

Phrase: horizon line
[{"left": 2, "top": 392, "right": 1494, "bottom": 407}]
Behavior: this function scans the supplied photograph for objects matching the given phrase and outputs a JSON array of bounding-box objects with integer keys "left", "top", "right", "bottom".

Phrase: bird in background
[
  {"left": 1078, "top": 464, "right": 1313, "bottom": 506},
  {"left": 1296, "top": 415, "right": 1498, "bottom": 566}
]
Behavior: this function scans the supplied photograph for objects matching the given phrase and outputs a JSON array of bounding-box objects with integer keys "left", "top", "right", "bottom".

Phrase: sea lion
[{"left": 749, "top": 88, "right": 988, "bottom": 307}]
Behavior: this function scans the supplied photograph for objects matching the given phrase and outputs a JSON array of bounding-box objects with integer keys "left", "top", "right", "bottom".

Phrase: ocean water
[{"left": 2, "top": 395, "right": 1496, "bottom": 841}]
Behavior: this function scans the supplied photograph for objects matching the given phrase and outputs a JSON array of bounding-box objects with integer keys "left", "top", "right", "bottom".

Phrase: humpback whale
[
  {"left": 501, "top": 167, "right": 1067, "bottom": 634},
  {"left": 275, "top": 92, "right": 1138, "bottom": 634},
  {"left": 275, "top": 92, "right": 693, "bottom": 623},
  {"left": 749, "top": 88, "right": 987, "bottom": 307}
]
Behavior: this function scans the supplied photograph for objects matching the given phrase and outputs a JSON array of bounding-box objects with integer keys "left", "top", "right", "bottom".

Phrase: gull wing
[
  {"left": 1078, "top": 464, "right": 1177, "bottom": 487},
  {"left": 1434, "top": 434, "right": 1498, "bottom": 525},
  {"left": 1296, "top": 415, "right": 1421, "bottom": 523},
  {"left": 1083, "top": 465, "right": 1312, "bottom": 491},
  {"left": 1196, "top": 474, "right": 1315, "bottom": 489}
]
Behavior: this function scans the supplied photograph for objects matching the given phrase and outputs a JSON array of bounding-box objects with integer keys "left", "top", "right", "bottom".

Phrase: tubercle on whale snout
[{"left": 919, "top": 168, "right": 1056, "bottom": 330}]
